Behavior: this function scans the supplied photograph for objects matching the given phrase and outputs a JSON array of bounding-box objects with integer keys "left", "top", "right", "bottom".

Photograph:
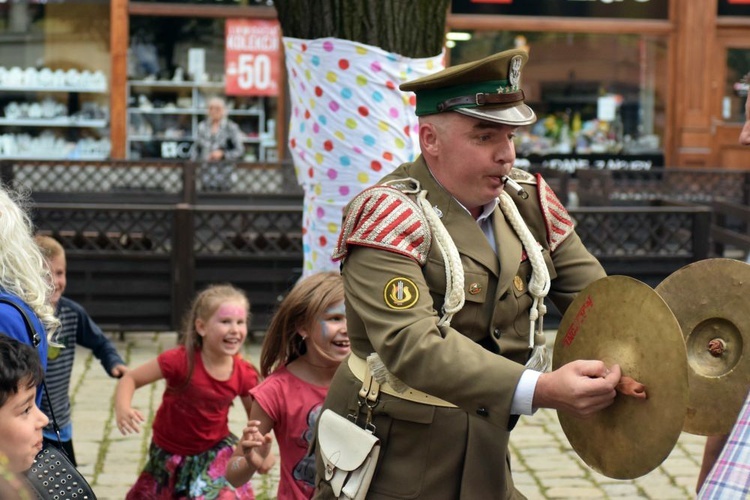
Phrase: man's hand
[
  {"left": 533, "top": 360, "right": 621, "bottom": 418},
  {"left": 209, "top": 149, "right": 224, "bottom": 161}
]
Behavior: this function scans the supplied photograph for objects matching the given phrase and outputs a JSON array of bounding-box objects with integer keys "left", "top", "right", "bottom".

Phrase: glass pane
[
  {"left": 0, "top": 1, "right": 111, "bottom": 159},
  {"left": 724, "top": 48, "right": 750, "bottom": 123},
  {"left": 449, "top": 31, "right": 667, "bottom": 159}
]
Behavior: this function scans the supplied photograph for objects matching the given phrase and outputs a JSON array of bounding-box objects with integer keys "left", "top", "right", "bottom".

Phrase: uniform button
[
  {"left": 493, "top": 328, "right": 501, "bottom": 339},
  {"left": 476, "top": 407, "right": 489, "bottom": 417},
  {"left": 500, "top": 291, "right": 509, "bottom": 300}
]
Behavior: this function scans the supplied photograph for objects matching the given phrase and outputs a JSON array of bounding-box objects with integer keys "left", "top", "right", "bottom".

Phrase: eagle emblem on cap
[{"left": 508, "top": 55, "right": 522, "bottom": 90}]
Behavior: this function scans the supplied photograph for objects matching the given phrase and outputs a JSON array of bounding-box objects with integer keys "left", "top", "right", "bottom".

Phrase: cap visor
[{"left": 456, "top": 103, "right": 536, "bottom": 126}]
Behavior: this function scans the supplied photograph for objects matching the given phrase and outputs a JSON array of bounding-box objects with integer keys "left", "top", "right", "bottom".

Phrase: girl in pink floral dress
[
  {"left": 225, "top": 272, "right": 348, "bottom": 499},
  {"left": 115, "top": 284, "right": 259, "bottom": 499}
]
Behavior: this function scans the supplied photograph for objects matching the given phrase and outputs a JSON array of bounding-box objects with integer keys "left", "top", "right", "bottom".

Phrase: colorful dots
[
  {"left": 339, "top": 156, "right": 351, "bottom": 167},
  {"left": 389, "top": 108, "right": 399, "bottom": 118},
  {"left": 370, "top": 61, "right": 382, "bottom": 72},
  {"left": 326, "top": 71, "right": 338, "bottom": 83},
  {"left": 290, "top": 138, "right": 296, "bottom": 149},
  {"left": 315, "top": 152, "right": 324, "bottom": 164},
  {"left": 311, "top": 55, "right": 320, "bottom": 66},
  {"left": 327, "top": 168, "right": 337, "bottom": 180},
  {"left": 307, "top": 167, "right": 313, "bottom": 178},
  {"left": 323, "top": 40, "right": 335, "bottom": 52},
  {"left": 409, "top": 95, "right": 416, "bottom": 106},
  {"left": 341, "top": 88, "right": 353, "bottom": 99},
  {"left": 356, "top": 75, "right": 368, "bottom": 86},
  {"left": 345, "top": 118, "right": 357, "bottom": 129},
  {"left": 301, "top": 43, "right": 307, "bottom": 52},
  {"left": 372, "top": 91, "right": 384, "bottom": 103},
  {"left": 379, "top": 121, "right": 389, "bottom": 131},
  {"left": 323, "top": 140, "right": 334, "bottom": 151},
  {"left": 304, "top": 109, "right": 311, "bottom": 119},
  {"left": 334, "top": 131, "right": 345, "bottom": 141},
  {"left": 385, "top": 81, "right": 396, "bottom": 90},
  {"left": 363, "top": 135, "right": 376, "bottom": 146},
  {"left": 357, "top": 172, "right": 370, "bottom": 183},
  {"left": 295, "top": 54, "right": 303, "bottom": 64},
  {"left": 371, "top": 161, "right": 382, "bottom": 172},
  {"left": 327, "top": 222, "right": 339, "bottom": 234},
  {"left": 356, "top": 46, "right": 368, "bottom": 55},
  {"left": 383, "top": 151, "right": 393, "bottom": 161},
  {"left": 319, "top": 235, "right": 328, "bottom": 246},
  {"left": 314, "top": 184, "right": 322, "bottom": 195},
  {"left": 394, "top": 137, "right": 406, "bottom": 149},
  {"left": 316, "top": 206, "right": 325, "bottom": 218},
  {"left": 306, "top": 138, "right": 313, "bottom": 148},
  {"left": 312, "top": 122, "right": 320, "bottom": 134},
  {"left": 315, "top": 86, "right": 323, "bottom": 97},
  {"left": 339, "top": 59, "right": 350, "bottom": 70},
  {"left": 318, "top": 115, "right": 327, "bottom": 125},
  {"left": 304, "top": 69, "right": 312, "bottom": 81},
  {"left": 329, "top": 101, "right": 340, "bottom": 112},
  {"left": 339, "top": 185, "right": 350, "bottom": 196},
  {"left": 358, "top": 106, "right": 369, "bottom": 117}
]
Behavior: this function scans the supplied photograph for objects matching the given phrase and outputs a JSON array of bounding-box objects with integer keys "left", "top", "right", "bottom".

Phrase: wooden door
[{"left": 712, "top": 35, "right": 750, "bottom": 169}]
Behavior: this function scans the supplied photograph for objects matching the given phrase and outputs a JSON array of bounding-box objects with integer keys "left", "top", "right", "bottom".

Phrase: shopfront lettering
[
  {"left": 226, "top": 32, "right": 279, "bottom": 52},
  {"left": 533, "top": 155, "right": 657, "bottom": 172}
]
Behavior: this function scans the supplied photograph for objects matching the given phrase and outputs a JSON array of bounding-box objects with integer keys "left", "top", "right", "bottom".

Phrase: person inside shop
[
  {"left": 191, "top": 96, "right": 245, "bottom": 192},
  {"left": 695, "top": 85, "right": 750, "bottom": 499},
  {"left": 314, "top": 48, "right": 622, "bottom": 499}
]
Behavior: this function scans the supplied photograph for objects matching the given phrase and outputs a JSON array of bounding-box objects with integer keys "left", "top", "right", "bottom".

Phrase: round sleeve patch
[{"left": 383, "top": 277, "right": 420, "bottom": 309}]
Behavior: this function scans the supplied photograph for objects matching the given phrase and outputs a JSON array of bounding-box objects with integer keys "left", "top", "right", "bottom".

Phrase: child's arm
[
  {"left": 225, "top": 401, "right": 276, "bottom": 487},
  {"left": 114, "top": 358, "right": 163, "bottom": 435},
  {"left": 71, "top": 302, "right": 128, "bottom": 378}
]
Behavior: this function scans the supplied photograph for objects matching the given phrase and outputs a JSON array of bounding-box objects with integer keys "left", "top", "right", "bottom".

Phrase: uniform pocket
[{"left": 368, "top": 399, "right": 435, "bottom": 499}]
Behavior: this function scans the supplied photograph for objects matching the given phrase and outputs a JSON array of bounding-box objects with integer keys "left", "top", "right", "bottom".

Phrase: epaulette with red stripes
[
  {"left": 537, "top": 174, "right": 574, "bottom": 251},
  {"left": 332, "top": 186, "right": 431, "bottom": 265}
]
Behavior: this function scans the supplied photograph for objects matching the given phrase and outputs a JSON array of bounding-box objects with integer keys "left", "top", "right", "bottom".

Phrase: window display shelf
[
  {"left": 0, "top": 85, "right": 107, "bottom": 93},
  {"left": 0, "top": 75, "right": 110, "bottom": 159},
  {"left": 0, "top": 118, "right": 107, "bottom": 127}
]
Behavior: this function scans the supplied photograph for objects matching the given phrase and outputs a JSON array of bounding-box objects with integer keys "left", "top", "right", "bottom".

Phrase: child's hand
[
  {"left": 111, "top": 364, "right": 129, "bottom": 378},
  {"left": 240, "top": 420, "right": 273, "bottom": 470},
  {"left": 115, "top": 407, "right": 144, "bottom": 435}
]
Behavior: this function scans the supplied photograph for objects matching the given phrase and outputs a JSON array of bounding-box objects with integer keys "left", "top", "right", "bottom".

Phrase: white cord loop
[
  {"left": 417, "top": 190, "right": 465, "bottom": 327},
  {"left": 498, "top": 191, "right": 552, "bottom": 372}
]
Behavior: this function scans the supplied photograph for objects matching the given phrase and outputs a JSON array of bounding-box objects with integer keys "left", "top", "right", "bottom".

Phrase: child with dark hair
[{"left": 0, "top": 333, "right": 48, "bottom": 473}]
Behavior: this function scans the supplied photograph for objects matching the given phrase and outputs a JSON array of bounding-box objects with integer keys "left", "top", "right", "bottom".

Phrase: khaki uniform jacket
[{"left": 315, "top": 156, "right": 605, "bottom": 499}]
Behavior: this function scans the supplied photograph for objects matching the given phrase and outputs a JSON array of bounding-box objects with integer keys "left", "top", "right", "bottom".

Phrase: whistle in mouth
[{"left": 503, "top": 176, "right": 529, "bottom": 199}]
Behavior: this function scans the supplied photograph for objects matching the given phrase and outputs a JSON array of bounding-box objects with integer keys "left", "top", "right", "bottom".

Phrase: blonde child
[
  {"left": 115, "top": 284, "right": 260, "bottom": 499},
  {"left": 35, "top": 235, "right": 128, "bottom": 465},
  {"left": 226, "top": 271, "right": 348, "bottom": 499}
]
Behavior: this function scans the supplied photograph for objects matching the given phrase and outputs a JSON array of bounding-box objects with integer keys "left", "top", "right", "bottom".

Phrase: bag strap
[{"left": 0, "top": 297, "right": 66, "bottom": 452}]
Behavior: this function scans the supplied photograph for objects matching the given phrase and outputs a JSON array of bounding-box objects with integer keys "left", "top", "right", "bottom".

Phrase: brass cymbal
[
  {"left": 553, "top": 275, "right": 688, "bottom": 479},
  {"left": 655, "top": 258, "right": 750, "bottom": 436}
]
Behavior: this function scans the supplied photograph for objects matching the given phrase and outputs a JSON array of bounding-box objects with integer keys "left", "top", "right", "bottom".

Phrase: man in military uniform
[{"left": 315, "top": 48, "right": 622, "bottom": 499}]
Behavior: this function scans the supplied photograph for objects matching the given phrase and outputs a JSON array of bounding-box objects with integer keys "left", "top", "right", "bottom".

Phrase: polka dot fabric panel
[{"left": 284, "top": 37, "right": 445, "bottom": 274}]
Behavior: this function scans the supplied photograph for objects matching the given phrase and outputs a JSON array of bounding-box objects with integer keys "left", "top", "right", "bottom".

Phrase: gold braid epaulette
[{"left": 332, "top": 185, "right": 432, "bottom": 265}]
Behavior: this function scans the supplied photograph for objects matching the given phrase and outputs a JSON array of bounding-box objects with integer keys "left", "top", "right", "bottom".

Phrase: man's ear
[{"left": 419, "top": 121, "right": 440, "bottom": 156}]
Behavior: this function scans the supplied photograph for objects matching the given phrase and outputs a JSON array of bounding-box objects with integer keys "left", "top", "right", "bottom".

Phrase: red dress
[{"left": 126, "top": 346, "right": 259, "bottom": 499}]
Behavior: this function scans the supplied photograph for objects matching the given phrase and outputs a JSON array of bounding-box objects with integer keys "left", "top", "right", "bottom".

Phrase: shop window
[
  {"left": 724, "top": 48, "right": 750, "bottom": 123},
  {"left": 0, "top": 0, "right": 111, "bottom": 159},
  {"left": 450, "top": 31, "right": 667, "bottom": 166},
  {"left": 128, "top": 16, "right": 278, "bottom": 161}
]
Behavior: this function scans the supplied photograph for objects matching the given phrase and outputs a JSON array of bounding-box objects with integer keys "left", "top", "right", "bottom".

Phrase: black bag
[{"left": 0, "top": 298, "right": 97, "bottom": 499}]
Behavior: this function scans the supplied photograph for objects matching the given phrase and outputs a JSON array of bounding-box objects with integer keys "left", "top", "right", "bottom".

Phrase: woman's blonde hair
[
  {"left": 259, "top": 271, "right": 344, "bottom": 377},
  {"left": 177, "top": 283, "right": 250, "bottom": 388},
  {"left": 0, "top": 187, "right": 59, "bottom": 336}
]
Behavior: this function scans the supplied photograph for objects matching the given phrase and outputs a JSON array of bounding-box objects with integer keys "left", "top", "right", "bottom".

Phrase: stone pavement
[{"left": 68, "top": 331, "right": 703, "bottom": 499}]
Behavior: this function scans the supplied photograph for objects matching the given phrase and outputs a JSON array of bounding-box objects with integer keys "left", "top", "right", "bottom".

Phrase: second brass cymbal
[
  {"left": 656, "top": 258, "right": 750, "bottom": 436},
  {"left": 554, "top": 275, "right": 688, "bottom": 479}
]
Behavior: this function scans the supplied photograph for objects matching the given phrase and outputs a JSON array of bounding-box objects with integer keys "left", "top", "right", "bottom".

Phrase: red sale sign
[{"left": 225, "top": 19, "right": 281, "bottom": 96}]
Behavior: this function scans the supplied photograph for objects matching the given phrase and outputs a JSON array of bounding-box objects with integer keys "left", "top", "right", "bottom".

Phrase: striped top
[{"left": 41, "top": 297, "right": 124, "bottom": 439}]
